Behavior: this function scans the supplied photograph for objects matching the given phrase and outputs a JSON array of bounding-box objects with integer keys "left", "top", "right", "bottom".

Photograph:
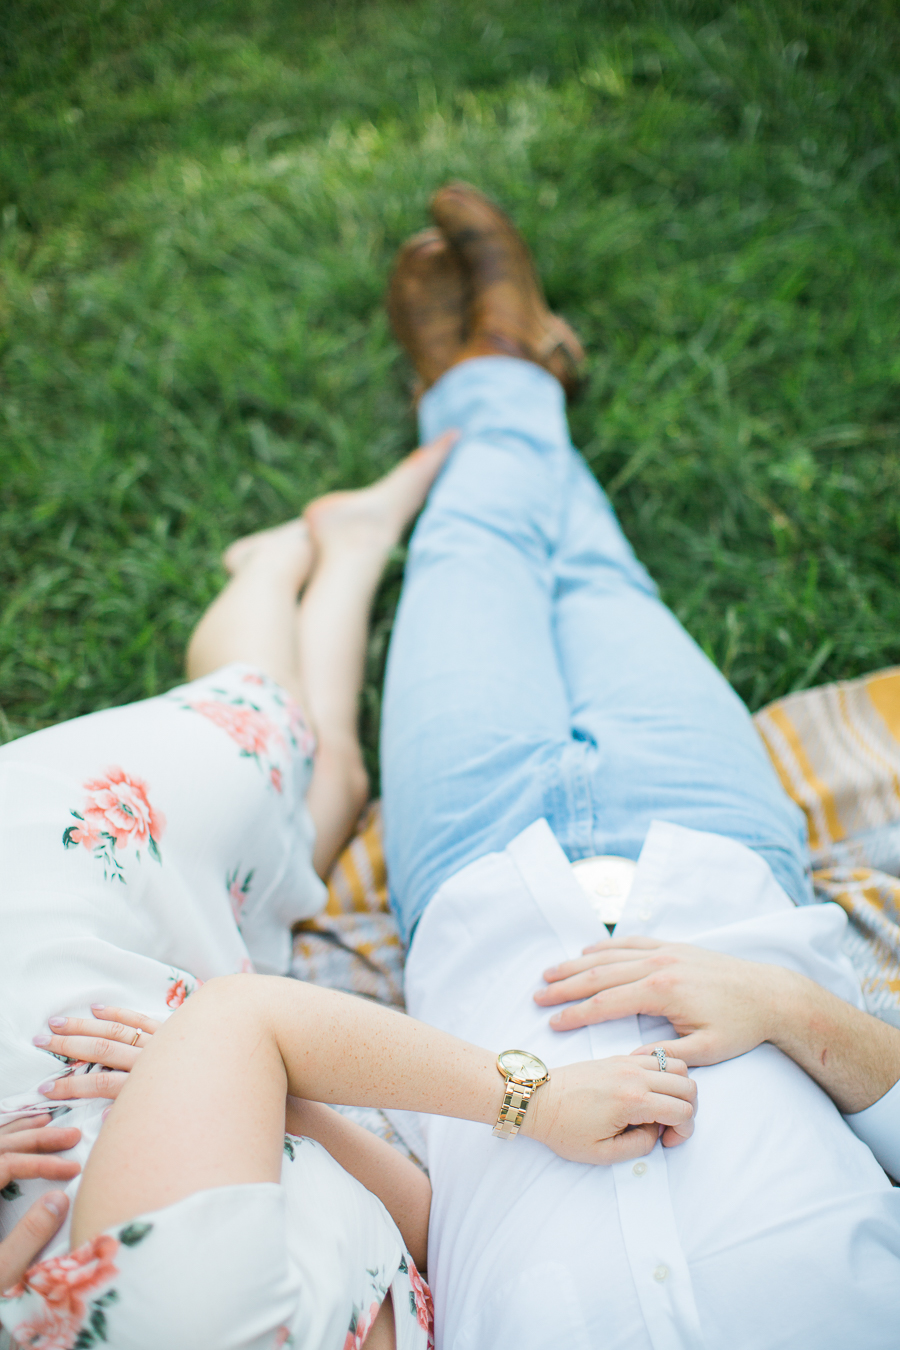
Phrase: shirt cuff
[{"left": 843, "top": 1077, "right": 900, "bottom": 1181}]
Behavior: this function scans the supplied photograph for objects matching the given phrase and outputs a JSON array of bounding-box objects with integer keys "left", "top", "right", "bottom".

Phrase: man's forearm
[{"left": 765, "top": 966, "right": 900, "bottom": 1114}]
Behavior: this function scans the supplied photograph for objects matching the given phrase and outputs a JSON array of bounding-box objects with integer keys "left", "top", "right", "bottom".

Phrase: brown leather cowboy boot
[
  {"left": 429, "top": 181, "right": 584, "bottom": 398},
  {"left": 386, "top": 227, "right": 468, "bottom": 396}
]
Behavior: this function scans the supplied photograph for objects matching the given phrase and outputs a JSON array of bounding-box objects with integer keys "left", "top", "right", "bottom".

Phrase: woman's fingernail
[
  {"left": 101, "top": 1107, "right": 112, "bottom": 1122},
  {"left": 90, "top": 1004, "right": 106, "bottom": 1013},
  {"left": 48, "top": 1017, "right": 66, "bottom": 1029},
  {"left": 32, "top": 1034, "right": 51, "bottom": 1047},
  {"left": 38, "top": 1081, "right": 57, "bottom": 1095},
  {"left": 42, "top": 1194, "right": 64, "bottom": 1217},
  {"left": 550, "top": 1013, "right": 562, "bottom": 1025}
]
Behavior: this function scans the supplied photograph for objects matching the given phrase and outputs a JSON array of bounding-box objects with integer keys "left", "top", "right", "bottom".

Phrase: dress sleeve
[{"left": 843, "top": 1077, "right": 900, "bottom": 1181}]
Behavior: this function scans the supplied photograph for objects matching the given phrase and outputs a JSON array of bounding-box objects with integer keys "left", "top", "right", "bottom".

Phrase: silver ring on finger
[
  {"left": 652, "top": 1047, "right": 667, "bottom": 1073},
  {"left": 129, "top": 1029, "right": 141, "bottom": 1047}
]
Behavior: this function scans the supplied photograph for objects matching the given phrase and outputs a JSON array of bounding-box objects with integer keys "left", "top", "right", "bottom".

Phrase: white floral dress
[{"left": 0, "top": 665, "right": 433, "bottom": 1350}]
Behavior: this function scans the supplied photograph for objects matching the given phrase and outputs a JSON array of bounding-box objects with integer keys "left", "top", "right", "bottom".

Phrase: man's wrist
[{"left": 756, "top": 963, "right": 809, "bottom": 1052}]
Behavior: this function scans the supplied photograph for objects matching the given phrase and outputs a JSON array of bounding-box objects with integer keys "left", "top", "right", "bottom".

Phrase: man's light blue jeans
[{"left": 381, "top": 357, "right": 812, "bottom": 942}]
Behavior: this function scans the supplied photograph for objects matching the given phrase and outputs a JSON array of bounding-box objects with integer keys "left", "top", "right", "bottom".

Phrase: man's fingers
[
  {"left": 548, "top": 983, "right": 654, "bottom": 1031},
  {"left": 535, "top": 958, "right": 652, "bottom": 1007},
  {"left": 542, "top": 947, "right": 653, "bottom": 983},
  {"left": 0, "top": 1126, "right": 81, "bottom": 1156},
  {"left": 580, "top": 935, "right": 664, "bottom": 957},
  {"left": 40, "top": 1071, "right": 128, "bottom": 1102},
  {"left": 0, "top": 1191, "right": 69, "bottom": 1295},
  {"left": 0, "top": 1154, "right": 81, "bottom": 1188}
]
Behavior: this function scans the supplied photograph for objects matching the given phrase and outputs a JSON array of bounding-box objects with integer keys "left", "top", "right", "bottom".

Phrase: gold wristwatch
[{"left": 493, "top": 1049, "right": 550, "bottom": 1139}]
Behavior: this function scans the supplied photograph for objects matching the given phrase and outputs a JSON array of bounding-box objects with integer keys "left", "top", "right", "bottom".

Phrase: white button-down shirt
[{"left": 404, "top": 819, "right": 900, "bottom": 1350}]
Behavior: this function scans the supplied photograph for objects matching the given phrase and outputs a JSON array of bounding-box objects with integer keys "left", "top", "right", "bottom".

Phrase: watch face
[{"left": 498, "top": 1049, "right": 548, "bottom": 1085}]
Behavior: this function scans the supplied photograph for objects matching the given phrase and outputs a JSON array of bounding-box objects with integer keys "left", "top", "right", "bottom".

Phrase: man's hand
[
  {"left": 521, "top": 1053, "right": 697, "bottom": 1163},
  {"left": 535, "top": 936, "right": 782, "bottom": 1066},
  {"left": 0, "top": 1117, "right": 81, "bottom": 1295},
  {"left": 35, "top": 1007, "right": 161, "bottom": 1103}
]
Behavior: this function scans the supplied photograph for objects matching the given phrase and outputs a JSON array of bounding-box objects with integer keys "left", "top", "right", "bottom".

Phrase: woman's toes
[{"left": 304, "top": 432, "right": 458, "bottom": 555}]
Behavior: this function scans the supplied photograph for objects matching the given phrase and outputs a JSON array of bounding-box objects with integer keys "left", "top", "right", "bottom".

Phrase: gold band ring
[{"left": 129, "top": 1028, "right": 141, "bottom": 1047}]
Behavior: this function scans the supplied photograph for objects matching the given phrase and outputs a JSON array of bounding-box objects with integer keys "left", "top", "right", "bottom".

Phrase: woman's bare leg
[
  {"left": 184, "top": 433, "right": 455, "bottom": 877},
  {"left": 299, "top": 432, "right": 456, "bottom": 875},
  {"left": 185, "top": 519, "right": 312, "bottom": 702}
]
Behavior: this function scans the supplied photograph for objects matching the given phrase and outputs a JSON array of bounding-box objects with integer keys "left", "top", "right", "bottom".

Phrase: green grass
[{"left": 2, "top": 0, "right": 899, "bottom": 781}]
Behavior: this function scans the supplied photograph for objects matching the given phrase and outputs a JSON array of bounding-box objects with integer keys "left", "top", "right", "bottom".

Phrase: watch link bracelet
[{"left": 492, "top": 1049, "right": 551, "bottom": 1139}]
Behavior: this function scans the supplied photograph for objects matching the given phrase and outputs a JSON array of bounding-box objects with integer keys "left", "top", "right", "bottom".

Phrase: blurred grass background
[{"left": 2, "top": 0, "right": 899, "bottom": 781}]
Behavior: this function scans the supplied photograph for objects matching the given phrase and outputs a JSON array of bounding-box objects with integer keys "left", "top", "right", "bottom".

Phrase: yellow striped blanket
[{"left": 293, "top": 668, "right": 900, "bottom": 1029}]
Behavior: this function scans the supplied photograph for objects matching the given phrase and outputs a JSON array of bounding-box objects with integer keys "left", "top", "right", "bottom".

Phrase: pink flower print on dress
[
  {"left": 226, "top": 866, "right": 255, "bottom": 925},
  {"left": 8, "top": 1233, "right": 119, "bottom": 1348},
  {"left": 166, "top": 977, "right": 188, "bottom": 1009},
  {"left": 402, "top": 1254, "right": 434, "bottom": 1347},
  {"left": 272, "top": 1328, "right": 293, "bottom": 1349},
  {"left": 62, "top": 767, "right": 165, "bottom": 882},
  {"left": 190, "top": 701, "right": 275, "bottom": 757},
  {"left": 242, "top": 672, "right": 267, "bottom": 686},
  {"left": 181, "top": 693, "right": 290, "bottom": 792},
  {"left": 284, "top": 697, "right": 316, "bottom": 761},
  {"left": 344, "top": 1300, "right": 382, "bottom": 1350},
  {"left": 165, "top": 970, "right": 201, "bottom": 1009}
]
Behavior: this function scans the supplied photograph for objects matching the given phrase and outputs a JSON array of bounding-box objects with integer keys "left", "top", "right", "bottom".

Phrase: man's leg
[
  {"left": 382, "top": 355, "right": 811, "bottom": 939},
  {"left": 381, "top": 358, "right": 581, "bottom": 938},
  {"left": 546, "top": 448, "right": 812, "bottom": 903}
]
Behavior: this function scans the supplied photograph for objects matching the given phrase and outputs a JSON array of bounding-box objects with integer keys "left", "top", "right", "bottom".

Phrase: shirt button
[
  {"left": 653, "top": 1265, "right": 669, "bottom": 1283},
  {"left": 632, "top": 1162, "right": 648, "bottom": 1177}
]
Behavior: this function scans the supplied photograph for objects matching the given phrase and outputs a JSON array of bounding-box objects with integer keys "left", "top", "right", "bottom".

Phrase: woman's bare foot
[
  {"left": 387, "top": 228, "right": 468, "bottom": 393},
  {"left": 429, "top": 182, "right": 584, "bottom": 396},
  {"left": 303, "top": 430, "right": 458, "bottom": 561},
  {"left": 222, "top": 518, "right": 314, "bottom": 581}
]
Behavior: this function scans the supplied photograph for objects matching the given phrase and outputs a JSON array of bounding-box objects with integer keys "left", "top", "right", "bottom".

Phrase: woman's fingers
[
  {"left": 0, "top": 1115, "right": 51, "bottom": 1138},
  {"left": 33, "top": 1009, "right": 161, "bottom": 1097},
  {"left": 34, "top": 1030, "right": 142, "bottom": 1070},
  {"left": 0, "top": 1126, "right": 81, "bottom": 1157},
  {"left": 593, "top": 1123, "right": 659, "bottom": 1164},
  {"left": 641, "top": 1091, "right": 696, "bottom": 1129},
  {"left": 90, "top": 1005, "right": 162, "bottom": 1036},
  {"left": 40, "top": 1071, "right": 129, "bottom": 1102},
  {"left": 0, "top": 1153, "right": 81, "bottom": 1188},
  {"left": 0, "top": 1191, "right": 69, "bottom": 1296},
  {"left": 630, "top": 1034, "right": 717, "bottom": 1068},
  {"left": 630, "top": 1054, "right": 690, "bottom": 1081}
]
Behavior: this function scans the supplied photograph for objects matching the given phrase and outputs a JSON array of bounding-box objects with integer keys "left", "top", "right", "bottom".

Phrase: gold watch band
[{"left": 492, "top": 1081, "right": 534, "bottom": 1139}]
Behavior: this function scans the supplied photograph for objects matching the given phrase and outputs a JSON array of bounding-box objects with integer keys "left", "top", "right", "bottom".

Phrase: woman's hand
[
  {"left": 34, "top": 1007, "right": 161, "bottom": 1103},
  {"left": 535, "top": 936, "right": 785, "bottom": 1066},
  {"left": 521, "top": 1053, "right": 697, "bottom": 1163},
  {"left": 0, "top": 1116, "right": 81, "bottom": 1294}
]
